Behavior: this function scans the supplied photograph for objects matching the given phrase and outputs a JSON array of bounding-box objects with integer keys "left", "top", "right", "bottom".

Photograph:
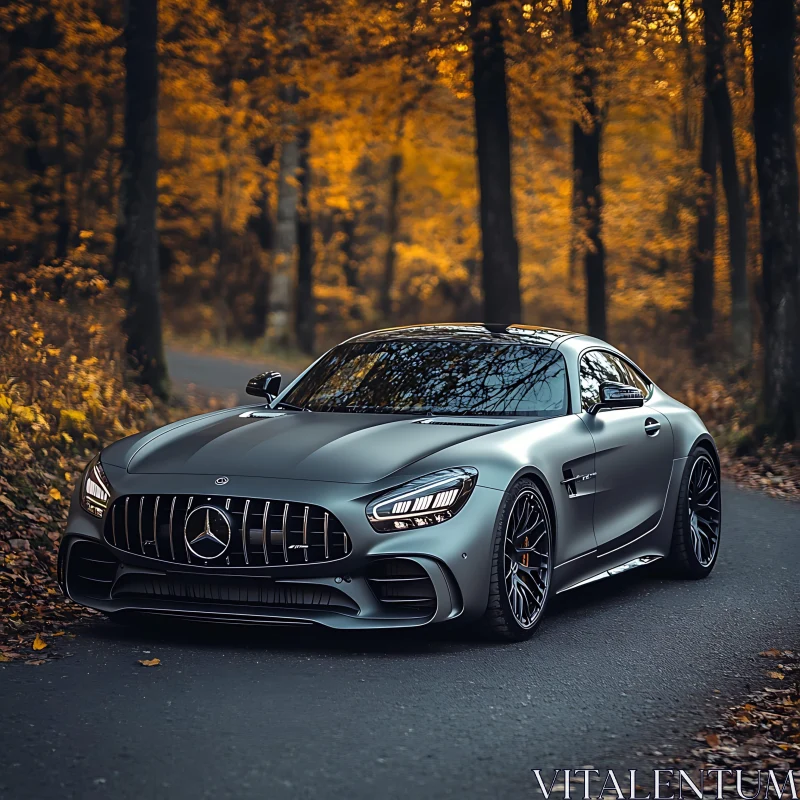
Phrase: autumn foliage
[{"left": 0, "top": 257, "right": 210, "bottom": 651}]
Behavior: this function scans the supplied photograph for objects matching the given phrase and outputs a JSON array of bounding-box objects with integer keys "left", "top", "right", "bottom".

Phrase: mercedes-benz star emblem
[
  {"left": 184, "top": 505, "right": 232, "bottom": 560},
  {"left": 215, "top": 476, "right": 229, "bottom": 486}
]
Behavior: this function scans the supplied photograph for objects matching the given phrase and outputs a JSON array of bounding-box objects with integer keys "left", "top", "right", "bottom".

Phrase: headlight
[
  {"left": 80, "top": 456, "right": 111, "bottom": 518},
  {"left": 366, "top": 467, "right": 478, "bottom": 533}
]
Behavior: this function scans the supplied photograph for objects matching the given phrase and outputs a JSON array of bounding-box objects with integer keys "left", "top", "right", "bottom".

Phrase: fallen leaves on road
[
  {"left": 32, "top": 634, "right": 47, "bottom": 651},
  {"left": 674, "top": 649, "right": 799, "bottom": 771},
  {"left": 720, "top": 445, "right": 800, "bottom": 501},
  {"left": 139, "top": 658, "right": 161, "bottom": 667}
]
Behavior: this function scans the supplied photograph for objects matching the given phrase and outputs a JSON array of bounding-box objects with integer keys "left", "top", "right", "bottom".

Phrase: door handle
[{"left": 644, "top": 418, "right": 661, "bottom": 436}]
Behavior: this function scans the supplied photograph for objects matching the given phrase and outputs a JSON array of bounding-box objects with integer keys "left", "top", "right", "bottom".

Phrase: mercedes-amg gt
[{"left": 58, "top": 324, "right": 722, "bottom": 640}]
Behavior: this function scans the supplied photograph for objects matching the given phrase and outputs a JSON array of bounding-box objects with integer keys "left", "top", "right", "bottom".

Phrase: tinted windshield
[{"left": 280, "top": 340, "right": 568, "bottom": 417}]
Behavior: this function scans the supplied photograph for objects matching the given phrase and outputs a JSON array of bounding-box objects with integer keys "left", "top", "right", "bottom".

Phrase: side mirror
[
  {"left": 246, "top": 371, "right": 282, "bottom": 400},
  {"left": 589, "top": 381, "right": 644, "bottom": 414}
]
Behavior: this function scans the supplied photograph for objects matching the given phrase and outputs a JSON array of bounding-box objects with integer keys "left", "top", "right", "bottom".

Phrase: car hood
[{"left": 104, "top": 407, "right": 525, "bottom": 485}]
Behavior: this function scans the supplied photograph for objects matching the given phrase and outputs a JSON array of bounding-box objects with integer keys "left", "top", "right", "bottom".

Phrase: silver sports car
[{"left": 59, "top": 324, "right": 721, "bottom": 640}]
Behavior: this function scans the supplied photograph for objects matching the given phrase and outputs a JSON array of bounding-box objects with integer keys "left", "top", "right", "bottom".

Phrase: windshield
[{"left": 279, "top": 339, "right": 568, "bottom": 417}]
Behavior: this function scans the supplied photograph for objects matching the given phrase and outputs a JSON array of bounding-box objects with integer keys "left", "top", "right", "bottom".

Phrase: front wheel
[
  {"left": 666, "top": 446, "right": 722, "bottom": 578},
  {"left": 480, "top": 479, "right": 553, "bottom": 641}
]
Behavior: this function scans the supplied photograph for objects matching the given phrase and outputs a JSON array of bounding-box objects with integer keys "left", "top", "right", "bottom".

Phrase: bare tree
[
  {"left": 572, "top": 0, "right": 606, "bottom": 339},
  {"left": 114, "top": 0, "right": 169, "bottom": 398},
  {"left": 752, "top": 0, "right": 800, "bottom": 441},
  {"left": 295, "top": 127, "right": 315, "bottom": 355},
  {"left": 471, "top": 0, "right": 521, "bottom": 323},
  {"left": 702, "top": 0, "right": 751, "bottom": 360},
  {"left": 691, "top": 95, "right": 717, "bottom": 354}
]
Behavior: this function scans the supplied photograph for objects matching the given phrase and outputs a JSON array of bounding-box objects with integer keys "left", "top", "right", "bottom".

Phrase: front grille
[
  {"left": 104, "top": 495, "right": 351, "bottom": 567},
  {"left": 367, "top": 558, "right": 437, "bottom": 613},
  {"left": 112, "top": 574, "right": 359, "bottom": 613}
]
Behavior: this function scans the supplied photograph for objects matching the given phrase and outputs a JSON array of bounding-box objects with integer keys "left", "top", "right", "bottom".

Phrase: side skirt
[{"left": 556, "top": 555, "right": 662, "bottom": 594}]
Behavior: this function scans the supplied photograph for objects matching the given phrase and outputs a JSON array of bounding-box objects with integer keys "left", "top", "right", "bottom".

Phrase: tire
[
  {"left": 666, "top": 446, "right": 722, "bottom": 579},
  {"left": 480, "top": 478, "right": 553, "bottom": 641}
]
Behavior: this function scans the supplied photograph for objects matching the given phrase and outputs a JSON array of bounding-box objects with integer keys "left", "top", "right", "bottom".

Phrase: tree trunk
[
  {"left": 269, "top": 87, "right": 300, "bottom": 349},
  {"left": 245, "top": 143, "right": 275, "bottom": 341},
  {"left": 703, "top": 0, "right": 751, "bottom": 360},
  {"left": 470, "top": 0, "right": 521, "bottom": 323},
  {"left": 55, "top": 99, "right": 70, "bottom": 259},
  {"left": 677, "top": 0, "right": 695, "bottom": 151},
  {"left": 691, "top": 95, "right": 718, "bottom": 355},
  {"left": 752, "top": 0, "right": 800, "bottom": 441},
  {"left": 114, "top": 0, "right": 169, "bottom": 398},
  {"left": 295, "top": 128, "right": 315, "bottom": 355},
  {"left": 381, "top": 116, "right": 405, "bottom": 322},
  {"left": 572, "top": 0, "right": 606, "bottom": 340},
  {"left": 337, "top": 212, "right": 361, "bottom": 292}
]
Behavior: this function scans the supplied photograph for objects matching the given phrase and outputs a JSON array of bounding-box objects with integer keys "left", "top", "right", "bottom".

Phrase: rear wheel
[
  {"left": 667, "top": 447, "right": 722, "bottom": 578},
  {"left": 481, "top": 479, "right": 553, "bottom": 641}
]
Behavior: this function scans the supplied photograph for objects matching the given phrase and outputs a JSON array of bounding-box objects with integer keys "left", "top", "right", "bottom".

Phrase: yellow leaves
[
  {"left": 760, "top": 649, "right": 783, "bottom": 658},
  {"left": 139, "top": 658, "right": 161, "bottom": 667},
  {"left": 59, "top": 409, "right": 89, "bottom": 434},
  {"left": 48, "top": 488, "right": 62, "bottom": 502},
  {"left": 0, "top": 494, "right": 15, "bottom": 511},
  {"left": 767, "top": 671, "right": 786, "bottom": 680},
  {"left": 0, "top": 393, "right": 40, "bottom": 426},
  {"left": 32, "top": 634, "right": 47, "bottom": 651}
]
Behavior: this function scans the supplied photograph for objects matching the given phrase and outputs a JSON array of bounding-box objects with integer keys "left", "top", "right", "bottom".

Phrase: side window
[
  {"left": 579, "top": 351, "right": 627, "bottom": 412},
  {"left": 608, "top": 355, "right": 651, "bottom": 397}
]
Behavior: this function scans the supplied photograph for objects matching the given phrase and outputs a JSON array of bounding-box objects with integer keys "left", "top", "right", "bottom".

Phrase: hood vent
[
  {"left": 238, "top": 410, "right": 288, "bottom": 419},
  {"left": 413, "top": 418, "right": 507, "bottom": 428}
]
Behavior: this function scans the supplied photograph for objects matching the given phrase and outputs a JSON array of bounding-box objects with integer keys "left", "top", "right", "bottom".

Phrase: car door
[{"left": 578, "top": 349, "right": 674, "bottom": 553}]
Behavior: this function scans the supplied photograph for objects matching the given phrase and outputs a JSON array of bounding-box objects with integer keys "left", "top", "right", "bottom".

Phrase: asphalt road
[{"left": 2, "top": 350, "right": 798, "bottom": 800}]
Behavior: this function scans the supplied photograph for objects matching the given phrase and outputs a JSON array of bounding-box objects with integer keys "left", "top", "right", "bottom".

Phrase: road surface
[
  {"left": 2, "top": 349, "right": 798, "bottom": 799},
  {"left": 165, "top": 347, "right": 304, "bottom": 404}
]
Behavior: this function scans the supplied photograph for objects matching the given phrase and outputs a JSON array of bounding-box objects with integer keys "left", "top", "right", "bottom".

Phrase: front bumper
[{"left": 59, "top": 468, "right": 503, "bottom": 630}]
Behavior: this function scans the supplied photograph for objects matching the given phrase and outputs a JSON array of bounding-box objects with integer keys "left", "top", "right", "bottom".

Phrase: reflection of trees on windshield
[{"left": 284, "top": 341, "right": 568, "bottom": 417}]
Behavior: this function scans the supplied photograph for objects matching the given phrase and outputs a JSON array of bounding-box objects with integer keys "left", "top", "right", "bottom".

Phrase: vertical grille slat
[
  {"left": 281, "top": 503, "right": 289, "bottom": 563},
  {"left": 152, "top": 496, "right": 160, "bottom": 558},
  {"left": 242, "top": 499, "right": 250, "bottom": 566},
  {"left": 184, "top": 497, "right": 193, "bottom": 564},
  {"left": 104, "top": 494, "right": 350, "bottom": 567},
  {"left": 302, "top": 505, "right": 309, "bottom": 563},
  {"left": 261, "top": 501, "right": 270, "bottom": 565},
  {"left": 124, "top": 497, "right": 130, "bottom": 550},
  {"left": 168, "top": 496, "right": 176, "bottom": 561}
]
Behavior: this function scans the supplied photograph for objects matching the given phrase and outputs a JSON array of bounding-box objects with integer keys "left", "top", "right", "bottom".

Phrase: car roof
[{"left": 349, "top": 323, "right": 580, "bottom": 347}]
